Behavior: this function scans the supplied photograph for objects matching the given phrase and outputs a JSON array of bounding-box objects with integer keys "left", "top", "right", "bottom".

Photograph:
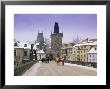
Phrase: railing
[
  {"left": 67, "top": 61, "right": 97, "bottom": 68},
  {"left": 14, "top": 60, "right": 37, "bottom": 76}
]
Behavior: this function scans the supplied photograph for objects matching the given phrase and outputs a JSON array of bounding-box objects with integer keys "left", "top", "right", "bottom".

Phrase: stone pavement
[{"left": 23, "top": 61, "right": 97, "bottom": 76}]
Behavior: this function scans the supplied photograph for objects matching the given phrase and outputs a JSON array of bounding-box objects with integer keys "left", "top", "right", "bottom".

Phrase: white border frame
[{"left": 5, "top": 5, "right": 106, "bottom": 85}]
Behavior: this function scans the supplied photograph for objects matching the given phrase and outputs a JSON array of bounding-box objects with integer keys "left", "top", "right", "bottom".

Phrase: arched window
[
  {"left": 14, "top": 42, "right": 18, "bottom": 46},
  {"left": 24, "top": 44, "right": 27, "bottom": 47}
]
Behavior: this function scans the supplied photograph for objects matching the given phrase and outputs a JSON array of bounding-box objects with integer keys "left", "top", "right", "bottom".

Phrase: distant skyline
[{"left": 14, "top": 14, "right": 97, "bottom": 43}]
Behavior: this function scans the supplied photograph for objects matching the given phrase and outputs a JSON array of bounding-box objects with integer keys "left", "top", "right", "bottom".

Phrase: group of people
[
  {"left": 55, "top": 57, "right": 64, "bottom": 66},
  {"left": 41, "top": 58, "right": 50, "bottom": 63},
  {"left": 41, "top": 54, "right": 66, "bottom": 66}
]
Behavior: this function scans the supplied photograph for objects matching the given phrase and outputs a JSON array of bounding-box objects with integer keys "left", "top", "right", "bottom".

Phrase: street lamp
[
  {"left": 30, "top": 44, "right": 34, "bottom": 61},
  {"left": 65, "top": 49, "right": 68, "bottom": 62}
]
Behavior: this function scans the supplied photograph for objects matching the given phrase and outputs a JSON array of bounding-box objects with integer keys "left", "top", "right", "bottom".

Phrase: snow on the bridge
[
  {"left": 23, "top": 61, "right": 42, "bottom": 76},
  {"left": 22, "top": 61, "right": 96, "bottom": 76},
  {"left": 65, "top": 63, "right": 97, "bottom": 72}
]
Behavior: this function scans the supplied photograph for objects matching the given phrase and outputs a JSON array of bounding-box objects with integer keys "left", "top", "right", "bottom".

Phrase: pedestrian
[
  {"left": 61, "top": 57, "right": 64, "bottom": 66},
  {"left": 56, "top": 57, "right": 59, "bottom": 66},
  {"left": 58, "top": 57, "right": 61, "bottom": 66},
  {"left": 41, "top": 58, "right": 45, "bottom": 63}
]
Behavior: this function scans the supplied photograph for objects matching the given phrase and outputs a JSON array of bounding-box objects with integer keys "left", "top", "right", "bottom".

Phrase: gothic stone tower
[
  {"left": 51, "top": 22, "right": 63, "bottom": 59},
  {"left": 37, "top": 32, "right": 45, "bottom": 50}
]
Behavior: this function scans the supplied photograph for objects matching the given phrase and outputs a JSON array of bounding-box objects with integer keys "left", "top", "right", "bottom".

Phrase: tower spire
[{"left": 54, "top": 22, "right": 59, "bottom": 34}]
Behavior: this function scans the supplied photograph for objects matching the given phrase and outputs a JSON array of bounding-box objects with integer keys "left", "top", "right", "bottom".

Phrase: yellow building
[
  {"left": 61, "top": 43, "right": 68, "bottom": 57},
  {"left": 61, "top": 43, "right": 75, "bottom": 61},
  {"left": 74, "top": 41, "right": 97, "bottom": 62},
  {"left": 61, "top": 39, "right": 97, "bottom": 62},
  {"left": 72, "top": 46, "right": 76, "bottom": 61}
]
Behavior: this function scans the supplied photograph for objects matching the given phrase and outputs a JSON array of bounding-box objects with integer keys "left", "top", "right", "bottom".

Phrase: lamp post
[
  {"left": 30, "top": 44, "right": 34, "bottom": 61},
  {"left": 65, "top": 49, "right": 68, "bottom": 62}
]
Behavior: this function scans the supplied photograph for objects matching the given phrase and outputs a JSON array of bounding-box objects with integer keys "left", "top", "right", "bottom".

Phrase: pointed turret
[{"left": 54, "top": 22, "right": 59, "bottom": 34}]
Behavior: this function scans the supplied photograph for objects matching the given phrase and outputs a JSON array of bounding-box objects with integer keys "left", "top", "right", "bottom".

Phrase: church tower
[
  {"left": 36, "top": 30, "right": 45, "bottom": 50},
  {"left": 51, "top": 22, "right": 63, "bottom": 58}
]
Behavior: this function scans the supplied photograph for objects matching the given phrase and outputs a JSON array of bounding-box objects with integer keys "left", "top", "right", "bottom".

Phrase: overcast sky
[{"left": 14, "top": 14, "right": 97, "bottom": 43}]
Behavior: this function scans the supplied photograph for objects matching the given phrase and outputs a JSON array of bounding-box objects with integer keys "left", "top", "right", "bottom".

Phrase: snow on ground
[
  {"left": 22, "top": 61, "right": 96, "bottom": 76},
  {"left": 23, "top": 61, "right": 42, "bottom": 76},
  {"left": 65, "top": 63, "right": 97, "bottom": 72}
]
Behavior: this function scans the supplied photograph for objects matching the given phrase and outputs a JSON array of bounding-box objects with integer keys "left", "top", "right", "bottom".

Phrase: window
[
  {"left": 84, "top": 46, "right": 86, "bottom": 48},
  {"left": 81, "top": 46, "right": 83, "bottom": 49},
  {"left": 92, "top": 59, "right": 95, "bottom": 62},
  {"left": 84, "top": 54, "right": 86, "bottom": 57},
  {"left": 78, "top": 47, "right": 80, "bottom": 50},
  {"left": 24, "top": 44, "right": 27, "bottom": 47},
  {"left": 24, "top": 51, "right": 27, "bottom": 56},
  {"left": 14, "top": 50, "right": 16, "bottom": 56},
  {"left": 90, "top": 54, "right": 91, "bottom": 57},
  {"left": 95, "top": 48, "right": 97, "bottom": 50}
]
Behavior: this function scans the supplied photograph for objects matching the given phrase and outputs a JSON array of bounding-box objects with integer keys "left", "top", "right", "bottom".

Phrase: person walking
[
  {"left": 56, "top": 57, "right": 59, "bottom": 66},
  {"left": 61, "top": 57, "right": 64, "bottom": 66}
]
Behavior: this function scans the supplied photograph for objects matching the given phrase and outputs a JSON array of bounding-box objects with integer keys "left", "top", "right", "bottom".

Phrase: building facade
[
  {"left": 61, "top": 43, "right": 75, "bottom": 61},
  {"left": 37, "top": 50, "right": 46, "bottom": 61},
  {"left": 88, "top": 46, "right": 97, "bottom": 63},
  {"left": 14, "top": 47, "right": 24, "bottom": 66},
  {"left": 14, "top": 41, "right": 37, "bottom": 66},
  {"left": 74, "top": 40, "right": 97, "bottom": 62}
]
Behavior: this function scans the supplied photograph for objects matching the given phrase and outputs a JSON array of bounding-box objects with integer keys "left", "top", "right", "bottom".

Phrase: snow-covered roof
[
  {"left": 14, "top": 41, "right": 32, "bottom": 49},
  {"left": 24, "top": 45, "right": 31, "bottom": 49},
  {"left": 49, "top": 47, "right": 51, "bottom": 49},
  {"left": 14, "top": 42, "right": 25, "bottom": 48},
  {"left": 81, "top": 38, "right": 97, "bottom": 43},
  {"left": 88, "top": 47, "right": 97, "bottom": 54},
  {"left": 37, "top": 50, "right": 45, "bottom": 54},
  {"left": 73, "top": 45, "right": 76, "bottom": 47},
  {"left": 33, "top": 45, "right": 37, "bottom": 50},
  {"left": 36, "top": 42, "right": 46, "bottom": 45},
  {"left": 44, "top": 43, "right": 46, "bottom": 45},
  {"left": 36, "top": 43, "right": 39, "bottom": 45},
  {"left": 75, "top": 41, "right": 97, "bottom": 47}
]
